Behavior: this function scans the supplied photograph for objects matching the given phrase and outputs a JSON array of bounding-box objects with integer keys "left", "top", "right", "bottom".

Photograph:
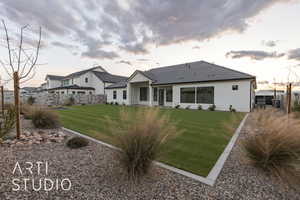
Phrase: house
[
  {"left": 255, "top": 90, "right": 284, "bottom": 105},
  {"left": 106, "top": 61, "right": 256, "bottom": 112},
  {"left": 45, "top": 66, "right": 127, "bottom": 95},
  {"left": 21, "top": 87, "right": 38, "bottom": 95}
]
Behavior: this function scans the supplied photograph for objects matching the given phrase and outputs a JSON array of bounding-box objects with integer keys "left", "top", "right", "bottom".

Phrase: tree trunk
[
  {"left": 1, "top": 86, "right": 4, "bottom": 116},
  {"left": 13, "top": 72, "right": 21, "bottom": 139}
]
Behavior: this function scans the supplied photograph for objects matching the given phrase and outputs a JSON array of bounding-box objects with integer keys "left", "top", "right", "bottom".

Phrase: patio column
[
  {"left": 149, "top": 82, "right": 153, "bottom": 106},
  {"left": 127, "top": 83, "right": 131, "bottom": 105}
]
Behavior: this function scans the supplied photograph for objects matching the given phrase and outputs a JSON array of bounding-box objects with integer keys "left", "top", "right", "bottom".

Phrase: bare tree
[{"left": 0, "top": 20, "right": 42, "bottom": 139}]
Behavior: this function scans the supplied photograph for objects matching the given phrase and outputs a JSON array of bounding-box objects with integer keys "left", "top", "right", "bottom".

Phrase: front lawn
[{"left": 57, "top": 104, "right": 245, "bottom": 176}]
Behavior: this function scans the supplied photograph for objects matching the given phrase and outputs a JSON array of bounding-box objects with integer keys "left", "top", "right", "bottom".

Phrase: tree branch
[
  {"left": 1, "top": 20, "right": 15, "bottom": 73},
  {"left": 20, "top": 26, "right": 41, "bottom": 79}
]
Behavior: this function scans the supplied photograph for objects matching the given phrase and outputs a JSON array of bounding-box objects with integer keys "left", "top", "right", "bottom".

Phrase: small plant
[
  {"left": 110, "top": 102, "right": 114, "bottom": 105},
  {"left": 64, "top": 96, "right": 75, "bottom": 106},
  {"left": 175, "top": 105, "right": 180, "bottom": 109},
  {"left": 229, "top": 105, "right": 236, "bottom": 112},
  {"left": 0, "top": 105, "right": 16, "bottom": 139},
  {"left": 242, "top": 110, "right": 300, "bottom": 185},
  {"left": 31, "top": 108, "right": 61, "bottom": 129},
  {"left": 198, "top": 105, "right": 202, "bottom": 110},
  {"left": 115, "top": 102, "right": 119, "bottom": 105},
  {"left": 185, "top": 105, "right": 190, "bottom": 109},
  {"left": 208, "top": 104, "right": 216, "bottom": 111},
  {"left": 106, "top": 108, "right": 180, "bottom": 180},
  {"left": 122, "top": 103, "right": 126, "bottom": 106},
  {"left": 66, "top": 136, "right": 89, "bottom": 149},
  {"left": 27, "top": 96, "right": 36, "bottom": 105}
]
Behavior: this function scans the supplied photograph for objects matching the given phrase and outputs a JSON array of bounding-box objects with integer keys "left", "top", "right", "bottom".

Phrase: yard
[{"left": 57, "top": 104, "right": 245, "bottom": 176}]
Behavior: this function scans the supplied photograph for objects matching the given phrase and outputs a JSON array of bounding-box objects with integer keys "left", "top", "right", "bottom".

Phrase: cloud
[
  {"left": 137, "top": 58, "right": 151, "bottom": 62},
  {"left": 226, "top": 50, "right": 285, "bottom": 60},
  {"left": 52, "top": 41, "right": 78, "bottom": 50},
  {"left": 262, "top": 40, "right": 277, "bottom": 47},
  {"left": 192, "top": 46, "right": 201, "bottom": 49},
  {"left": 82, "top": 49, "right": 119, "bottom": 60},
  {"left": 0, "top": 0, "right": 292, "bottom": 58},
  {"left": 117, "top": 60, "right": 132, "bottom": 66},
  {"left": 287, "top": 48, "right": 300, "bottom": 61}
]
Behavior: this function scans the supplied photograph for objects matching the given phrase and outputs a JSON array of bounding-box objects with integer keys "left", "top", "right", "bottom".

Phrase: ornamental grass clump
[
  {"left": 0, "top": 105, "right": 16, "bottom": 139},
  {"left": 242, "top": 109, "right": 300, "bottom": 185},
  {"left": 31, "top": 108, "right": 61, "bottom": 129},
  {"left": 107, "top": 108, "right": 180, "bottom": 180}
]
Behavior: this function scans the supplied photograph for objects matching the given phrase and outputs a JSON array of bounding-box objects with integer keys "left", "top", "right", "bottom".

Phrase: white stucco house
[
  {"left": 106, "top": 61, "right": 256, "bottom": 112},
  {"left": 44, "top": 66, "right": 127, "bottom": 95}
]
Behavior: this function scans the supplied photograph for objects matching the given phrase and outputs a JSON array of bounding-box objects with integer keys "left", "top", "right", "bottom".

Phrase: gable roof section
[
  {"left": 106, "top": 60, "right": 255, "bottom": 89},
  {"left": 63, "top": 66, "right": 106, "bottom": 79},
  {"left": 93, "top": 71, "right": 127, "bottom": 83},
  {"left": 46, "top": 75, "right": 64, "bottom": 80}
]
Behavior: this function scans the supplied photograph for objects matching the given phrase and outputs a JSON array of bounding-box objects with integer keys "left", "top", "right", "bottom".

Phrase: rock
[
  {"left": 3, "top": 139, "right": 12, "bottom": 144},
  {"left": 23, "top": 131, "right": 31, "bottom": 137}
]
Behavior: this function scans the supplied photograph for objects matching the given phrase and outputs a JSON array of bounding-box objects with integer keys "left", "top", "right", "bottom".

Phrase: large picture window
[
  {"left": 113, "top": 91, "right": 117, "bottom": 99},
  {"left": 153, "top": 88, "right": 157, "bottom": 101},
  {"left": 197, "top": 87, "right": 214, "bottom": 104},
  {"left": 166, "top": 88, "right": 173, "bottom": 102},
  {"left": 140, "top": 87, "right": 148, "bottom": 101},
  {"left": 180, "top": 87, "right": 195, "bottom": 103}
]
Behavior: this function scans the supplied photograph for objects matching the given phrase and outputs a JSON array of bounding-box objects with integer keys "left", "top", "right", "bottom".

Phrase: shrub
[
  {"left": 66, "top": 136, "right": 89, "bottom": 149},
  {"left": 242, "top": 110, "right": 300, "bottom": 185},
  {"left": 64, "top": 96, "right": 75, "bottom": 106},
  {"left": 115, "top": 102, "right": 119, "bottom": 105},
  {"left": 292, "top": 101, "right": 300, "bottom": 112},
  {"left": 175, "top": 105, "right": 180, "bottom": 109},
  {"left": 21, "top": 104, "right": 34, "bottom": 119},
  {"left": 110, "top": 102, "right": 114, "bottom": 105},
  {"left": 208, "top": 104, "right": 216, "bottom": 111},
  {"left": 185, "top": 105, "right": 190, "bottom": 109},
  {"left": 31, "top": 108, "right": 61, "bottom": 129},
  {"left": 0, "top": 105, "right": 16, "bottom": 139},
  {"left": 107, "top": 108, "right": 180, "bottom": 180},
  {"left": 27, "top": 96, "right": 35, "bottom": 105},
  {"left": 198, "top": 105, "right": 202, "bottom": 110}
]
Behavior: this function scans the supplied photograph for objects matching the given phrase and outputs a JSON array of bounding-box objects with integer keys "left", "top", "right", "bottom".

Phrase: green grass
[{"left": 57, "top": 104, "right": 245, "bottom": 176}]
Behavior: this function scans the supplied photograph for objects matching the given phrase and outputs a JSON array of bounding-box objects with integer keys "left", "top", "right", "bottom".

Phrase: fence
[{"left": 1, "top": 92, "right": 106, "bottom": 106}]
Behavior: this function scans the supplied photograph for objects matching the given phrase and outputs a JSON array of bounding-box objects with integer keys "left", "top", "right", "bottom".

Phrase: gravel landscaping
[{"left": 0, "top": 114, "right": 299, "bottom": 199}]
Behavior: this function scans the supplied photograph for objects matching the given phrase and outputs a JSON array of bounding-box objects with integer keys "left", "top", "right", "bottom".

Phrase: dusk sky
[{"left": 0, "top": 0, "right": 300, "bottom": 89}]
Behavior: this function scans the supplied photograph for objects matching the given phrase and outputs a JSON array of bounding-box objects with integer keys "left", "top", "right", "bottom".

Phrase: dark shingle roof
[
  {"left": 93, "top": 71, "right": 127, "bottom": 83},
  {"left": 106, "top": 60, "right": 255, "bottom": 89},
  {"left": 48, "top": 85, "right": 95, "bottom": 90},
  {"left": 64, "top": 66, "right": 106, "bottom": 79},
  {"left": 146, "top": 61, "right": 255, "bottom": 85},
  {"left": 46, "top": 75, "right": 64, "bottom": 80},
  {"left": 105, "top": 80, "right": 127, "bottom": 89}
]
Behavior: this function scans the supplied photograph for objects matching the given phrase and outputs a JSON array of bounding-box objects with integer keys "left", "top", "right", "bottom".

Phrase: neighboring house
[
  {"left": 45, "top": 66, "right": 127, "bottom": 95},
  {"left": 255, "top": 90, "right": 284, "bottom": 105},
  {"left": 106, "top": 61, "right": 256, "bottom": 112},
  {"left": 21, "top": 87, "right": 38, "bottom": 96}
]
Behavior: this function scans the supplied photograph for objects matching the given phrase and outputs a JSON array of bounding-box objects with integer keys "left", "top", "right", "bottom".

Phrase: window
[
  {"left": 166, "top": 88, "right": 173, "bottom": 102},
  {"left": 77, "top": 91, "right": 85, "bottom": 94},
  {"left": 180, "top": 87, "right": 195, "bottom": 103},
  {"left": 197, "top": 87, "right": 214, "bottom": 104},
  {"left": 123, "top": 90, "right": 127, "bottom": 100},
  {"left": 61, "top": 91, "right": 65, "bottom": 94},
  {"left": 85, "top": 78, "right": 88, "bottom": 83},
  {"left": 89, "top": 91, "right": 92, "bottom": 95},
  {"left": 72, "top": 91, "right": 76, "bottom": 94},
  {"left": 232, "top": 85, "right": 238, "bottom": 90},
  {"left": 140, "top": 87, "right": 148, "bottom": 101},
  {"left": 153, "top": 88, "right": 158, "bottom": 101},
  {"left": 113, "top": 91, "right": 117, "bottom": 99}
]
